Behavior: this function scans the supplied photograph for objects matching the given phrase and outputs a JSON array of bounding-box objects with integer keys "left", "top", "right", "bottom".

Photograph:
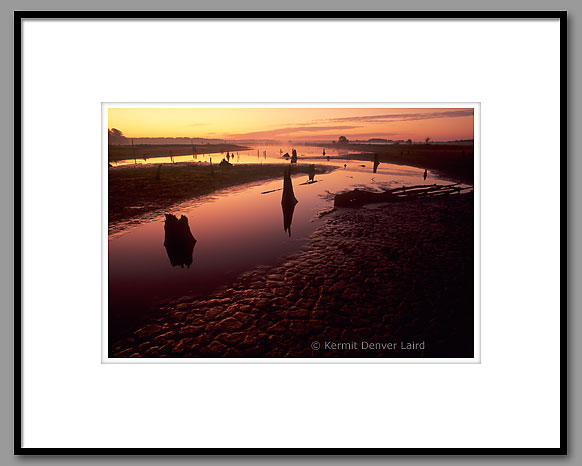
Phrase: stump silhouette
[
  {"left": 308, "top": 164, "right": 316, "bottom": 182},
  {"left": 373, "top": 153, "right": 380, "bottom": 173},
  {"left": 291, "top": 149, "right": 298, "bottom": 164},
  {"left": 163, "top": 214, "right": 197, "bottom": 268}
]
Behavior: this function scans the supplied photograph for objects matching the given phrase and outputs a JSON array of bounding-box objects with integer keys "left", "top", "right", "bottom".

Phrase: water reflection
[
  {"left": 110, "top": 143, "right": 365, "bottom": 167},
  {"left": 281, "top": 168, "right": 298, "bottom": 237},
  {"left": 163, "top": 214, "right": 197, "bottom": 268},
  {"left": 109, "top": 156, "right": 470, "bottom": 342}
]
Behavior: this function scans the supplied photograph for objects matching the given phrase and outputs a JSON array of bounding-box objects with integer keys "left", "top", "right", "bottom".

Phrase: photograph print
[{"left": 107, "top": 106, "right": 477, "bottom": 360}]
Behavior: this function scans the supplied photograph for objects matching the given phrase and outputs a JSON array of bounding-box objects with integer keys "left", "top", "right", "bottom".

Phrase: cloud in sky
[
  {"left": 316, "top": 109, "right": 474, "bottom": 124},
  {"left": 109, "top": 107, "right": 474, "bottom": 141},
  {"left": 219, "top": 109, "right": 474, "bottom": 140},
  {"left": 221, "top": 125, "right": 361, "bottom": 139}
]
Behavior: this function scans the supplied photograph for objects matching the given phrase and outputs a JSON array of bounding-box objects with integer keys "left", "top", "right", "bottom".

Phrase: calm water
[
  {"left": 108, "top": 145, "right": 469, "bottom": 341},
  {"left": 110, "top": 143, "right": 359, "bottom": 167}
]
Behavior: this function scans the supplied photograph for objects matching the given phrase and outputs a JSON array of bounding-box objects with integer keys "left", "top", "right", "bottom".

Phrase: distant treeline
[{"left": 108, "top": 128, "right": 226, "bottom": 146}]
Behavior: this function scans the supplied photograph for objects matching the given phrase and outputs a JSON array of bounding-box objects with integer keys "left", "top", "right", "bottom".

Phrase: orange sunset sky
[{"left": 108, "top": 107, "right": 474, "bottom": 142}]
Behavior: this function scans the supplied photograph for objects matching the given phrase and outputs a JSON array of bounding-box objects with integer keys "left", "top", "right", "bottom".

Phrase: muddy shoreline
[
  {"left": 110, "top": 193, "right": 474, "bottom": 359},
  {"left": 109, "top": 163, "right": 332, "bottom": 234}
]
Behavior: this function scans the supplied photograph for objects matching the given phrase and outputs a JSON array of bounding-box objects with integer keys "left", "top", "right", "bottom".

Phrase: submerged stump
[{"left": 163, "top": 214, "right": 197, "bottom": 268}]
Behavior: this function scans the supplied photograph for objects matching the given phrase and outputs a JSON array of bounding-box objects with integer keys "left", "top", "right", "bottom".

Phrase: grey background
[{"left": 2, "top": 0, "right": 578, "bottom": 464}]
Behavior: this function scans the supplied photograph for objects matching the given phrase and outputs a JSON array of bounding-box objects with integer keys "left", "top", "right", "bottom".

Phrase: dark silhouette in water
[
  {"left": 291, "top": 149, "right": 298, "bottom": 164},
  {"left": 282, "top": 152, "right": 290, "bottom": 158},
  {"left": 163, "top": 214, "right": 196, "bottom": 268},
  {"left": 219, "top": 158, "right": 233, "bottom": 168},
  {"left": 281, "top": 168, "right": 298, "bottom": 237},
  {"left": 373, "top": 153, "right": 380, "bottom": 173},
  {"left": 334, "top": 183, "right": 465, "bottom": 207},
  {"left": 335, "top": 189, "right": 395, "bottom": 207},
  {"left": 424, "top": 169, "right": 428, "bottom": 180},
  {"left": 308, "top": 164, "right": 316, "bottom": 182}
]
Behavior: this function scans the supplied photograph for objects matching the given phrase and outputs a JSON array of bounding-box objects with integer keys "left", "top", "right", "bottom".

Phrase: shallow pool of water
[{"left": 108, "top": 153, "right": 468, "bottom": 342}]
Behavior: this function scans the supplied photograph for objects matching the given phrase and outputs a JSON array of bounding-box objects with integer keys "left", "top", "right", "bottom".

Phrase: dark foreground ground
[
  {"left": 109, "top": 163, "right": 329, "bottom": 233},
  {"left": 110, "top": 193, "right": 474, "bottom": 359}
]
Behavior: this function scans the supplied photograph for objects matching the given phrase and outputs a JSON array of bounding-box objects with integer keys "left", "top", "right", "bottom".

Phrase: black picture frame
[{"left": 14, "top": 10, "right": 568, "bottom": 456}]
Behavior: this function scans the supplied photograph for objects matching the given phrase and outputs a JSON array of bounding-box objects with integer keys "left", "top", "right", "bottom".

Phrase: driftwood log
[{"left": 334, "top": 183, "right": 469, "bottom": 208}]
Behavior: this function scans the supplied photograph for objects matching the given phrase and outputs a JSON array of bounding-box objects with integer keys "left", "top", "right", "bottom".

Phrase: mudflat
[
  {"left": 110, "top": 193, "right": 474, "bottom": 359},
  {"left": 108, "top": 163, "right": 331, "bottom": 233}
]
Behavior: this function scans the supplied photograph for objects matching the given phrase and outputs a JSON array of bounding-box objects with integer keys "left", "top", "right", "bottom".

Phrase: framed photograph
[
  {"left": 16, "top": 11, "right": 566, "bottom": 454},
  {"left": 104, "top": 103, "right": 479, "bottom": 362}
]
